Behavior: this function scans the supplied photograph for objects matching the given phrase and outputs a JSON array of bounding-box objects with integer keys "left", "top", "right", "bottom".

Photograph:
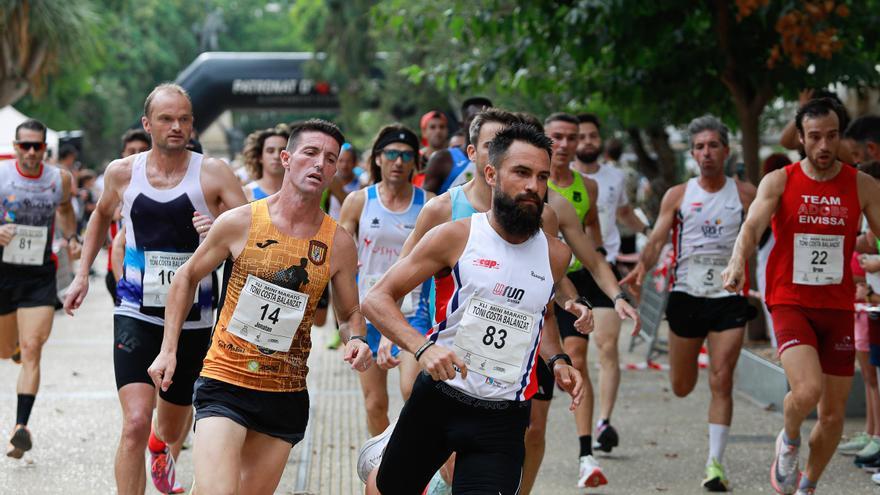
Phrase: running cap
[{"left": 374, "top": 127, "right": 420, "bottom": 153}]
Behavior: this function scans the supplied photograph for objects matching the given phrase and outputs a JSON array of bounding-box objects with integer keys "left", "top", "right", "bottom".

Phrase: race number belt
[
  {"left": 686, "top": 254, "right": 727, "bottom": 295},
  {"left": 2, "top": 225, "right": 48, "bottom": 266},
  {"left": 793, "top": 233, "right": 844, "bottom": 285},
  {"left": 453, "top": 296, "right": 535, "bottom": 383},
  {"left": 142, "top": 251, "right": 196, "bottom": 307},
  {"left": 226, "top": 274, "right": 309, "bottom": 352}
]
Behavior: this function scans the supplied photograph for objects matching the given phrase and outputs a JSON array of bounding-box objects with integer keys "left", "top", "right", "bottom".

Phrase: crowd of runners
[{"left": 2, "top": 82, "right": 880, "bottom": 495}]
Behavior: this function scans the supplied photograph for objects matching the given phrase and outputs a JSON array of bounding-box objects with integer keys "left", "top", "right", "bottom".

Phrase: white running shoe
[
  {"left": 872, "top": 471, "right": 880, "bottom": 485},
  {"left": 356, "top": 420, "right": 397, "bottom": 484},
  {"left": 577, "top": 455, "right": 608, "bottom": 488},
  {"left": 770, "top": 430, "right": 800, "bottom": 495}
]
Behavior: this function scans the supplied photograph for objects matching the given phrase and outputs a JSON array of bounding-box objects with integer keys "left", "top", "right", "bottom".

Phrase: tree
[
  {"left": 374, "top": 0, "right": 880, "bottom": 184},
  {"left": 0, "top": 0, "right": 97, "bottom": 107}
]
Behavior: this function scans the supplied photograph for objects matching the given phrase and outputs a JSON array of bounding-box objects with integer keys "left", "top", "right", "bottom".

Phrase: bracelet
[
  {"left": 66, "top": 234, "right": 82, "bottom": 243},
  {"left": 596, "top": 246, "right": 608, "bottom": 256},
  {"left": 613, "top": 292, "right": 631, "bottom": 305},
  {"left": 548, "top": 353, "right": 572, "bottom": 371},
  {"left": 642, "top": 225, "right": 651, "bottom": 235},
  {"left": 414, "top": 340, "right": 435, "bottom": 361},
  {"left": 348, "top": 335, "right": 368, "bottom": 345},
  {"left": 575, "top": 296, "right": 593, "bottom": 310}
]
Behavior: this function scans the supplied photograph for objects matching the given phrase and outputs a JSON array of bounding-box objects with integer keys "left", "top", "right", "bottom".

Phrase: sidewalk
[{"left": 0, "top": 275, "right": 875, "bottom": 493}]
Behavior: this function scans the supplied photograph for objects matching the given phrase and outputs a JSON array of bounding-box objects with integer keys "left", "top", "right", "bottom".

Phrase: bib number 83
[{"left": 482, "top": 325, "right": 507, "bottom": 349}]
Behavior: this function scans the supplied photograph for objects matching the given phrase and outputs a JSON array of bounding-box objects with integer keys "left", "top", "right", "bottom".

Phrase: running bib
[
  {"left": 142, "top": 251, "right": 196, "bottom": 307},
  {"left": 2, "top": 225, "right": 47, "bottom": 265},
  {"left": 793, "top": 233, "right": 844, "bottom": 285},
  {"left": 363, "top": 274, "right": 415, "bottom": 314},
  {"left": 227, "top": 274, "right": 309, "bottom": 352},
  {"left": 453, "top": 296, "right": 534, "bottom": 383},
  {"left": 687, "top": 254, "right": 727, "bottom": 295}
]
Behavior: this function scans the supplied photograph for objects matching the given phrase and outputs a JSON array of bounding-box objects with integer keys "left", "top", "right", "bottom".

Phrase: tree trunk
[
  {"left": 646, "top": 126, "right": 678, "bottom": 187},
  {"left": 736, "top": 102, "right": 762, "bottom": 184},
  {"left": 626, "top": 127, "right": 659, "bottom": 180}
]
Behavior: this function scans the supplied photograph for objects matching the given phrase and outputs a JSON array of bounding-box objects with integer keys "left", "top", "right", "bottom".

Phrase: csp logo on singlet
[
  {"left": 493, "top": 283, "right": 525, "bottom": 304},
  {"left": 473, "top": 258, "right": 500, "bottom": 269}
]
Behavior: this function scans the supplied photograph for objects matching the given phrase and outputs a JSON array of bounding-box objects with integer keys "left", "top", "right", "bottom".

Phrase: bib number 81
[{"left": 482, "top": 325, "right": 507, "bottom": 349}]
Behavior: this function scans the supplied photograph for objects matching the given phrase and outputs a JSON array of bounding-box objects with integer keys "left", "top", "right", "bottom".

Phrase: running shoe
[
  {"left": 326, "top": 329, "right": 342, "bottom": 350},
  {"left": 577, "top": 455, "right": 608, "bottom": 488},
  {"left": 150, "top": 446, "right": 179, "bottom": 494},
  {"left": 855, "top": 437, "right": 880, "bottom": 459},
  {"left": 702, "top": 458, "right": 730, "bottom": 492},
  {"left": 425, "top": 469, "right": 452, "bottom": 495},
  {"left": 860, "top": 453, "right": 880, "bottom": 473},
  {"left": 770, "top": 430, "right": 800, "bottom": 495},
  {"left": 593, "top": 421, "right": 619, "bottom": 453},
  {"left": 357, "top": 420, "right": 396, "bottom": 483},
  {"left": 872, "top": 470, "right": 880, "bottom": 485},
  {"left": 838, "top": 432, "right": 871, "bottom": 455},
  {"left": 855, "top": 442, "right": 880, "bottom": 468},
  {"left": 794, "top": 489, "right": 814, "bottom": 495},
  {"left": 170, "top": 480, "right": 185, "bottom": 494},
  {"left": 6, "top": 426, "right": 32, "bottom": 459}
]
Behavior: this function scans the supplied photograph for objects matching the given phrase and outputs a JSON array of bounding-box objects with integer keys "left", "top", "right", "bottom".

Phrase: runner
[
  {"left": 422, "top": 97, "right": 492, "bottom": 194},
  {"left": 572, "top": 112, "right": 649, "bottom": 456},
  {"left": 723, "top": 98, "right": 880, "bottom": 495},
  {"left": 403, "top": 108, "right": 637, "bottom": 493},
  {"left": 359, "top": 123, "right": 590, "bottom": 494},
  {"left": 338, "top": 124, "right": 433, "bottom": 435},
  {"left": 243, "top": 125, "right": 289, "bottom": 201},
  {"left": 623, "top": 115, "right": 757, "bottom": 492},
  {"left": 147, "top": 118, "right": 372, "bottom": 494},
  {"left": 327, "top": 142, "right": 362, "bottom": 220},
  {"left": 419, "top": 110, "right": 449, "bottom": 165},
  {"left": 544, "top": 111, "right": 616, "bottom": 487},
  {"left": 63, "top": 83, "right": 247, "bottom": 495},
  {"left": 0, "top": 118, "right": 78, "bottom": 459}
]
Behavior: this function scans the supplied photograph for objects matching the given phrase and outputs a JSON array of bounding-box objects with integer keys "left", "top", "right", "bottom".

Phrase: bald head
[{"left": 144, "top": 83, "right": 192, "bottom": 118}]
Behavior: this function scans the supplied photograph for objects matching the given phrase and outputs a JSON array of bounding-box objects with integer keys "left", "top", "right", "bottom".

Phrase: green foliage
[{"left": 13, "top": 0, "right": 327, "bottom": 166}]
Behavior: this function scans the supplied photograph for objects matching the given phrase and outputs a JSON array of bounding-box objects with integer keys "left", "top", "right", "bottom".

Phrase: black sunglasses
[
  {"left": 15, "top": 141, "right": 47, "bottom": 152},
  {"left": 382, "top": 149, "right": 415, "bottom": 163}
]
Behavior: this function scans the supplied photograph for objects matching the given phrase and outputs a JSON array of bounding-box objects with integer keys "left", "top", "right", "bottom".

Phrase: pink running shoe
[{"left": 150, "top": 446, "right": 179, "bottom": 494}]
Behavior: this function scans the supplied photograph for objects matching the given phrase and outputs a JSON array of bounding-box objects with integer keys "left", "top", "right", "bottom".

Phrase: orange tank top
[{"left": 201, "top": 199, "right": 336, "bottom": 392}]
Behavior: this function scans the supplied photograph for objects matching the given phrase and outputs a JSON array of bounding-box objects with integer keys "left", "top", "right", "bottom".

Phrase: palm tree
[{"left": 0, "top": 0, "right": 96, "bottom": 107}]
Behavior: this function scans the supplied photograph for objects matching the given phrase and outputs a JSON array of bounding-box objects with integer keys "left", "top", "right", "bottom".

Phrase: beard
[
  {"left": 492, "top": 187, "right": 543, "bottom": 238},
  {"left": 576, "top": 147, "right": 602, "bottom": 164}
]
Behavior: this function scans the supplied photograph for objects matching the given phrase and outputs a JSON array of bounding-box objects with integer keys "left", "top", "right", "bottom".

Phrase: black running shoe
[
  {"left": 856, "top": 448, "right": 880, "bottom": 469},
  {"left": 6, "top": 427, "right": 32, "bottom": 459},
  {"left": 594, "top": 422, "right": 619, "bottom": 453}
]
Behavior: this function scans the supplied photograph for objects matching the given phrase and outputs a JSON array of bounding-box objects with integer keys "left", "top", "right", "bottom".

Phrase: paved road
[{"left": 0, "top": 266, "right": 876, "bottom": 494}]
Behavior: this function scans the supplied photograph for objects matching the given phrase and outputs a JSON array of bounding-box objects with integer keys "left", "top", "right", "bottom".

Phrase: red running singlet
[{"left": 765, "top": 162, "right": 860, "bottom": 311}]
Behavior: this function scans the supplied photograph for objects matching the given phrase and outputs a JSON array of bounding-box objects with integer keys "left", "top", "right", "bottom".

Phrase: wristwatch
[
  {"left": 548, "top": 353, "right": 573, "bottom": 371},
  {"left": 348, "top": 335, "right": 368, "bottom": 345},
  {"left": 613, "top": 292, "right": 632, "bottom": 305}
]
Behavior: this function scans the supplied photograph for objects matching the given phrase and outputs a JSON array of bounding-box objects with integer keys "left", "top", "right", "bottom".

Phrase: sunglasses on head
[
  {"left": 15, "top": 141, "right": 46, "bottom": 152},
  {"left": 382, "top": 149, "right": 415, "bottom": 163}
]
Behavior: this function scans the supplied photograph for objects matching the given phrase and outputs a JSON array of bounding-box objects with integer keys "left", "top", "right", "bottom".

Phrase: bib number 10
[{"left": 482, "top": 326, "right": 507, "bottom": 349}]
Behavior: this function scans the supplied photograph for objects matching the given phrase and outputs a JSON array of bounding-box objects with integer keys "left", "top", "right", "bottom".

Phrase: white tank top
[
  {"left": 672, "top": 177, "right": 743, "bottom": 298},
  {"left": 357, "top": 184, "right": 426, "bottom": 319},
  {"left": 429, "top": 212, "right": 554, "bottom": 401},
  {"left": 116, "top": 151, "right": 215, "bottom": 328},
  {"left": 585, "top": 164, "right": 628, "bottom": 262}
]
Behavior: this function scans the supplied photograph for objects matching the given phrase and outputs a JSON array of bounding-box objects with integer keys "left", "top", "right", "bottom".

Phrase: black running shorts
[
  {"left": 193, "top": 377, "right": 309, "bottom": 446},
  {"left": 376, "top": 373, "right": 530, "bottom": 495},
  {"left": 113, "top": 315, "right": 210, "bottom": 405},
  {"left": 665, "top": 292, "right": 754, "bottom": 339},
  {"left": 0, "top": 271, "right": 57, "bottom": 315},
  {"left": 555, "top": 266, "right": 621, "bottom": 340}
]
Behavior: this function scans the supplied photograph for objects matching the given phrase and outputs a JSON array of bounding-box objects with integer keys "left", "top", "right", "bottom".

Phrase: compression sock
[
  {"left": 708, "top": 423, "right": 729, "bottom": 466},
  {"left": 15, "top": 394, "right": 36, "bottom": 426},
  {"left": 579, "top": 435, "right": 593, "bottom": 457}
]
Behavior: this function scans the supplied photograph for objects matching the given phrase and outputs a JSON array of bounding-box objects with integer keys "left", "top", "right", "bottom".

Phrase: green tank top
[{"left": 549, "top": 171, "right": 591, "bottom": 272}]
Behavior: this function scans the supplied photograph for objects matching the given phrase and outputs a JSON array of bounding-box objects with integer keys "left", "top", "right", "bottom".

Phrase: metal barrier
[{"left": 628, "top": 256, "right": 672, "bottom": 363}]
